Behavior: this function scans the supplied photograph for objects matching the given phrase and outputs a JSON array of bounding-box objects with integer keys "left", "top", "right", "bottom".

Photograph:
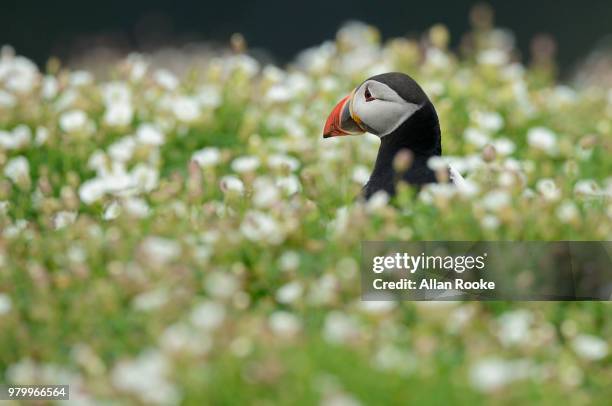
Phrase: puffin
[{"left": 323, "top": 72, "right": 464, "bottom": 199}]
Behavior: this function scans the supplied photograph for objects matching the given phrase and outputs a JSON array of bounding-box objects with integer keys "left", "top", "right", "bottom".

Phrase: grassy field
[{"left": 0, "top": 21, "right": 611, "bottom": 405}]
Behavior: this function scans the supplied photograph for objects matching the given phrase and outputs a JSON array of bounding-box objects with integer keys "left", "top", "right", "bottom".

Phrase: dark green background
[{"left": 1, "top": 0, "right": 611, "bottom": 72}]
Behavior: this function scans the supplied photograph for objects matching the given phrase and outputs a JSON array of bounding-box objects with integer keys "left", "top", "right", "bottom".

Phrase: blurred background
[
  {"left": 1, "top": 0, "right": 611, "bottom": 79},
  {"left": 1, "top": 1, "right": 612, "bottom": 404}
]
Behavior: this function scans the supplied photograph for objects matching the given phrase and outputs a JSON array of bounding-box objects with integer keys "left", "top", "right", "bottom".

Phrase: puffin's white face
[
  {"left": 350, "top": 80, "right": 422, "bottom": 137},
  {"left": 323, "top": 78, "right": 423, "bottom": 139}
]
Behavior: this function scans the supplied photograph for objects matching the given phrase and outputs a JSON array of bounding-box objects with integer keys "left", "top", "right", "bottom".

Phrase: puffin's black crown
[{"left": 365, "top": 72, "right": 431, "bottom": 106}]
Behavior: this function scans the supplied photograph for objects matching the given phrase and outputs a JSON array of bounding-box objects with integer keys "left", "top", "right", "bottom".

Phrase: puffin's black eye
[{"left": 364, "top": 86, "right": 375, "bottom": 102}]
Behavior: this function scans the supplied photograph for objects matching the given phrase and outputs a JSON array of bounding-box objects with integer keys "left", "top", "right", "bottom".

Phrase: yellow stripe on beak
[{"left": 348, "top": 88, "right": 366, "bottom": 132}]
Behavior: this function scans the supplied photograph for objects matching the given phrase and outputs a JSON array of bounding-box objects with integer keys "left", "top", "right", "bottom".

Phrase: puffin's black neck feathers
[{"left": 363, "top": 101, "right": 441, "bottom": 199}]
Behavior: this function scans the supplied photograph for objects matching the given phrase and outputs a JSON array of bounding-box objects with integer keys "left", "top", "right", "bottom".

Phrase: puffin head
[{"left": 323, "top": 72, "right": 431, "bottom": 139}]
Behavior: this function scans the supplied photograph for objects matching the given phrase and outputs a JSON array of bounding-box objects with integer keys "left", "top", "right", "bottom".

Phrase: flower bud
[
  {"left": 393, "top": 149, "right": 413, "bottom": 173},
  {"left": 482, "top": 144, "right": 497, "bottom": 162}
]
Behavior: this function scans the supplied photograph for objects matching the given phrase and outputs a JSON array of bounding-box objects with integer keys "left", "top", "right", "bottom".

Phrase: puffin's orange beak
[{"left": 323, "top": 91, "right": 365, "bottom": 138}]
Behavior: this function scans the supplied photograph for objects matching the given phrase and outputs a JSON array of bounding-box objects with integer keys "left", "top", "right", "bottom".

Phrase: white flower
[
  {"left": 574, "top": 179, "right": 600, "bottom": 196},
  {"left": 481, "top": 190, "right": 511, "bottom": 211},
  {"left": 288, "top": 70, "right": 312, "bottom": 92},
  {"left": 227, "top": 54, "right": 260, "bottom": 77},
  {"left": 69, "top": 71, "right": 93, "bottom": 87},
  {"left": 502, "top": 63, "right": 525, "bottom": 81},
  {"left": 464, "top": 128, "right": 490, "bottom": 148},
  {"left": 231, "top": 155, "right": 260, "bottom": 173},
  {"left": 472, "top": 111, "right": 504, "bottom": 132},
  {"left": 497, "top": 310, "right": 533, "bottom": 347},
  {"left": 192, "top": 147, "right": 221, "bottom": 168},
  {"left": 323, "top": 311, "right": 360, "bottom": 344},
  {"left": 366, "top": 191, "right": 389, "bottom": 212},
  {"left": 375, "top": 346, "right": 417, "bottom": 378},
  {"left": 427, "top": 156, "right": 449, "bottom": 171},
  {"left": 41, "top": 75, "right": 58, "bottom": 99},
  {"left": 108, "top": 136, "right": 136, "bottom": 162},
  {"left": 67, "top": 245, "right": 86, "bottom": 263},
  {"left": 87, "top": 150, "right": 107, "bottom": 174},
  {"left": 321, "top": 392, "right": 362, "bottom": 406},
  {"left": 35, "top": 126, "right": 49, "bottom": 146},
  {"left": 13, "top": 125, "right": 31, "bottom": 145},
  {"left": 220, "top": 175, "right": 245, "bottom": 195},
  {"left": 2, "top": 55, "right": 38, "bottom": 93},
  {"left": 160, "top": 323, "right": 211, "bottom": 356},
  {"left": 351, "top": 165, "right": 370, "bottom": 185},
  {"left": 470, "top": 358, "right": 532, "bottom": 392},
  {"left": 267, "top": 154, "right": 300, "bottom": 172},
  {"left": 572, "top": 334, "right": 609, "bottom": 361},
  {"left": 457, "top": 179, "right": 480, "bottom": 198},
  {"left": 104, "top": 102, "right": 133, "bottom": 127},
  {"left": 252, "top": 178, "right": 280, "bottom": 208},
  {"left": 276, "top": 281, "right": 303, "bottom": 304},
  {"left": 4, "top": 156, "right": 29, "bottom": 184},
  {"left": 103, "top": 201, "right": 121, "bottom": 220},
  {"left": 319, "top": 76, "right": 338, "bottom": 92},
  {"left": 263, "top": 64, "right": 285, "bottom": 82},
  {"left": 556, "top": 201, "right": 579, "bottom": 223},
  {"left": 481, "top": 215, "right": 500, "bottom": 230},
  {"left": 3, "top": 219, "right": 28, "bottom": 239},
  {"left": 553, "top": 86, "right": 577, "bottom": 104},
  {"left": 196, "top": 85, "right": 222, "bottom": 109},
  {"left": 102, "top": 82, "right": 131, "bottom": 105},
  {"left": 137, "top": 124, "right": 165, "bottom": 145},
  {"left": 141, "top": 237, "right": 181, "bottom": 265},
  {"left": 53, "top": 211, "right": 77, "bottom": 229},
  {"left": 79, "top": 178, "right": 107, "bottom": 204},
  {"left": 172, "top": 96, "right": 200, "bottom": 122},
  {"left": 269, "top": 311, "right": 302, "bottom": 337},
  {"left": 0, "top": 293, "right": 12, "bottom": 315},
  {"left": 0, "top": 90, "right": 15, "bottom": 107},
  {"left": 127, "top": 54, "right": 148, "bottom": 82},
  {"left": 425, "top": 48, "right": 450, "bottom": 69},
  {"left": 265, "top": 85, "right": 292, "bottom": 103},
  {"left": 0, "top": 125, "right": 31, "bottom": 149},
  {"left": 493, "top": 138, "right": 516, "bottom": 156},
  {"left": 131, "top": 164, "right": 159, "bottom": 192},
  {"left": 329, "top": 206, "right": 350, "bottom": 236},
  {"left": 0, "top": 201, "right": 8, "bottom": 216},
  {"left": 205, "top": 272, "right": 239, "bottom": 299},
  {"left": 111, "top": 350, "right": 179, "bottom": 405},
  {"left": 154, "top": 69, "right": 179, "bottom": 90},
  {"left": 536, "top": 178, "right": 561, "bottom": 201},
  {"left": 503, "top": 158, "right": 522, "bottom": 172},
  {"left": 5, "top": 358, "right": 38, "bottom": 383},
  {"left": 132, "top": 289, "right": 168, "bottom": 311},
  {"left": 54, "top": 88, "right": 77, "bottom": 111},
  {"left": 358, "top": 300, "right": 396, "bottom": 315},
  {"left": 478, "top": 49, "right": 509, "bottom": 66},
  {"left": 59, "top": 110, "right": 87, "bottom": 133},
  {"left": 190, "top": 301, "right": 225, "bottom": 331},
  {"left": 422, "top": 80, "right": 444, "bottom": 96},
  {"left": 427, "top": 183, "right": 456, "bottom": 200},
  {"left": 278, "top": 251, "right": 300, "bottom": 272},
  {"left": 123, "top": 197, "right": 150, "bottom": 218},
  {"left": 275, "top": 175, "right": 301, "bottom": 195},
  {"left": 240, "top": 211, "right": 284, "bottom": 245},
  {"left": 295, "top": 42, "right": 335, "bottom": 73},
  {"left": 101, "top": 165, "right": 134, "bottom": 194},
  {"left": 521, "top": 188, "right": 536, "bottom": 200},
  {"left": 527, "top": 127, "right": 557, "bottom": 153}
]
